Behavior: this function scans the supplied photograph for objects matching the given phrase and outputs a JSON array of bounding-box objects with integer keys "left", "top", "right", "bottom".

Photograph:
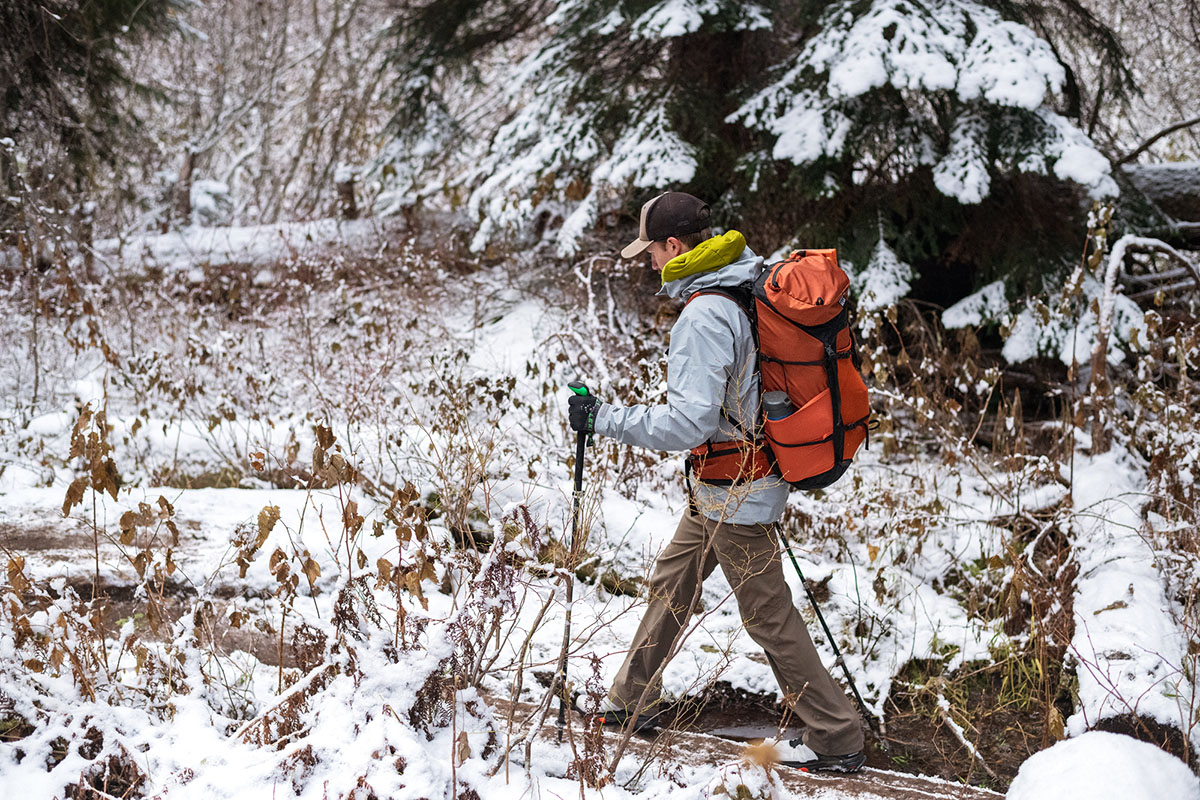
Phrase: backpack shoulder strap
[
  {"left": 683, "top": 282, "right": 762, "bottom": 444},
  {"left": 685, "top": 282, "right": 758, "bottom": 345}
]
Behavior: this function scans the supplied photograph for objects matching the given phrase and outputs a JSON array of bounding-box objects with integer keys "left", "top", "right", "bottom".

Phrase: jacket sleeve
[{"left": 593, "top": 296, "right": 736, "bottom": 452}]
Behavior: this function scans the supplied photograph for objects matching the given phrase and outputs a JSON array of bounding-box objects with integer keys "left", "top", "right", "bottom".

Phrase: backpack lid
[{"left": 756, "top": 249, "right": 848, "bottom": 326}]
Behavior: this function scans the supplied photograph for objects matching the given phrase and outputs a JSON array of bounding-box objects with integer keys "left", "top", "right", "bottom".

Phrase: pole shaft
[
  {"left": 777, "top": 526, "right": 884, "bottom": 748},
  {"left": 556, "top": 431, "right": 588, "bottom": 742}
]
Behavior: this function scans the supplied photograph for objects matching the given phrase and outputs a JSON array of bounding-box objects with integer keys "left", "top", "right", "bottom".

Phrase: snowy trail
[{"left": 493, "top": 698, "right": 1002, "bottom": 800}]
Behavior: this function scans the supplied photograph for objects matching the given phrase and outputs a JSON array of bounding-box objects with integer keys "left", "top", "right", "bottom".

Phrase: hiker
[{"left": 567, "top": 191, "right": 866, "bottom": 773}]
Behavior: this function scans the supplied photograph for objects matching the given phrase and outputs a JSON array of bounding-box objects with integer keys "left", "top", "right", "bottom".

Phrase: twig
[
  {"left": 935, "top": 691, "right": 1000, "bottom": 783},
  {"left": 1116, "top": 115, "right": 1200, "bottom": 165}
]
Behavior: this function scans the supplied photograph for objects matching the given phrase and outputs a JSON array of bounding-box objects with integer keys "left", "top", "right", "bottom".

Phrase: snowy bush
[{"left": 191, "top": 180, "right": 233, "bottom": 228}]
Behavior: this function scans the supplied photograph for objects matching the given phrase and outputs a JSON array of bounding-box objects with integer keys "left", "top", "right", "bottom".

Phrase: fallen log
[{"left": 1122, "top": 162, "right": 1200, "bottom": 224}]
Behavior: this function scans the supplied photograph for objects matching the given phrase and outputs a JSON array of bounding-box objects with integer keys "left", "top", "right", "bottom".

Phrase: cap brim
[{"left": 621, "top": 237, "right": 652, "bottom": 259}]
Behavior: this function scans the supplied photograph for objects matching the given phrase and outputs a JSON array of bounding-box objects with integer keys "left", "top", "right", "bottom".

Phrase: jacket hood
[{"left": 658, "top": 232, "right": 764, "bottom": 299}]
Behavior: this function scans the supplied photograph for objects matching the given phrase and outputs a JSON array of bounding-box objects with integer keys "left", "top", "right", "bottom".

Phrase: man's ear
[{"left": 665, "top": 236, "right": 684, "bottom": 257}]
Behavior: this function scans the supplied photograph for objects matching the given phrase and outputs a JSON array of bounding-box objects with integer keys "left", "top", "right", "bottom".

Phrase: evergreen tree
[
  {"left": 0, "top": 0, "right": 190, "bottom": 245},
  {"left": 383, "top": 0, "right": 1134, "bottom": 298}
]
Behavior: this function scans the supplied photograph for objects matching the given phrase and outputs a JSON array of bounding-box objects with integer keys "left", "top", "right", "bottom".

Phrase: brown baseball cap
[{"left": 621, "top": 192, "right": 712, "bottom": 259}]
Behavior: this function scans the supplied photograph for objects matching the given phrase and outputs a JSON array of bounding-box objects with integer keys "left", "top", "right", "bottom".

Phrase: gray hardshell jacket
[{"left": 593, "top": 246, "right": 789, "bottom": 526}]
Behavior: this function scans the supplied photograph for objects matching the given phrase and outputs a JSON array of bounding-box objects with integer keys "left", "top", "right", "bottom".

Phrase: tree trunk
[
  {"left": 175, "top": 148, "right": 195, "bottom": 226},
  {"left": 336, "top": 169, "right": 358, "bottom": 220},
  {"left": 78, "top": 201, "right": 95, "bottom": 281}
]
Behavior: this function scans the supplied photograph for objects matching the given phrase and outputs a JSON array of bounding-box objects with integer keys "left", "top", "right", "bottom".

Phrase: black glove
[{"left": 568, "top": 392, "right": 602, "bottom": 434}]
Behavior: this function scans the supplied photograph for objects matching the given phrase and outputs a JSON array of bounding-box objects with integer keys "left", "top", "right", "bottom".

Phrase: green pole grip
[{"left": 568, "top": 381, "right": 589, "bottom": 397}]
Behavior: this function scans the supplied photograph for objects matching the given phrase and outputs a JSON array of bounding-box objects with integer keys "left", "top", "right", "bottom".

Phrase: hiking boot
[
  {"left": 575, "top": 696, "right": 662, "bottom": 733},
  {"left": 774, "top": 738, "right": 866, "bottom": 773}
]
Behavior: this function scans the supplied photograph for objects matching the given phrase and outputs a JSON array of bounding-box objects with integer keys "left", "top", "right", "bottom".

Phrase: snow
[
  {"left": 191, "top": 180, "right": 232, "bottom": 227},
  {"left": 956, "top": 18, "right": 1063, "bottom": 109},
  {"left": 730, "top": 0, "right": 1115, "bottom": 205},
  {"left": 853, "top": 239, "right": 914, "bottom": 311},
  {"left": 942, "top": 280, "right": 1009, "bottom": 329},
  {"left": 632, "top": 0, "right": 715, "bottom": 38},
  {"left": 1035, "top": 109, "right": 1120, "bottom": 200},
  {"left": 766, "top": 96, "right": 854, "bottom": 165},
  {"left": 92, "top": 217, "right": 406, "bottom": 274},
  {"left": 703, "top": 760, "right": 780, "bottom": 799},
  {"left": 942, "top": 273, "right": 1144, "bottom": 368},
  {"left": 630, "top": 0, "right": 772, "bottom": 40},
  {"left": 556, "top": 105, "right": 699, "bottom": 256},
  {"left": 934, "top": 113, "right": 992, "bottom": 204},
  {"left": 1123, "top": 161, "right": 1200, "bottom": 218},
  {"left": 1006, "top": 731, "right": 1200, "bottom": 800},
  {"left": 1067, "top": 444, "right": 1197, "bottom": 747}
]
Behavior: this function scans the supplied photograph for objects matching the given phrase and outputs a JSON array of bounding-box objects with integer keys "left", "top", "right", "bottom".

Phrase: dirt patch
[
  {"left": 1094, "top": 714, "right": 1197, "bottom": 770},
  {"left": 654, "top": 683, "right": 804, "bottom": 742},
  {"left": 660, "top": 678, "right": 1050, "bottom": 792},
  {"left": 14, "top": 572, "right": 302, "bottom": 668},
  {"left": 884, "top": 664, "right": 1066, "bottom": 792},
  {"left": 0, "top": 519, "right": 96, "bottom": 553}
]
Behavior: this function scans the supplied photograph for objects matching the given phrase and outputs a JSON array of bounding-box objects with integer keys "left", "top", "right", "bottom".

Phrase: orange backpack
[{"left": 686, "top": 249, "right": 872, "bottom": 490}]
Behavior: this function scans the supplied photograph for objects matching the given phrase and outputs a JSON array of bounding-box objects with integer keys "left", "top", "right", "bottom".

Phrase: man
[{"left": 567, "top": 191, "right": 866, "bottom": 773}]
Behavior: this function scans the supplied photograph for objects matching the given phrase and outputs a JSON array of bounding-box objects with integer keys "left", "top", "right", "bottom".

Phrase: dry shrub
[
  {"left": 566, "top": 654, "right": 609, "bottom": 788},
  {"left": 65, "top": 740, "right": 147, "bottom": 800},
  {"left": 239, "top": 665, "right": 339, "bottom": 748}
]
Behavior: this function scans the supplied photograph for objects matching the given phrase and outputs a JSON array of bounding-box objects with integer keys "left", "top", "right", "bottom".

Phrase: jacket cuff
[{"left": 593, "top": 403, "right": 613, "bottom": 436}]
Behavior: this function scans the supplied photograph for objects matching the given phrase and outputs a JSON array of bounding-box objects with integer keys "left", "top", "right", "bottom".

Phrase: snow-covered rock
[{"left": 1006, "top": 731, "right": 1200, "bottom": 800}]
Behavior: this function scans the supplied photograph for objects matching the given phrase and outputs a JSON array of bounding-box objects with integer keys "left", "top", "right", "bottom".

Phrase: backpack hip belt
[{"left": 687, "top": 439, "right": 775, "bottom": 485}]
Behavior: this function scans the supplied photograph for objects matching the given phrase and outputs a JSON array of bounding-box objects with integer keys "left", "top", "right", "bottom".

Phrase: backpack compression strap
[{"left": 684, "top": 287, "right": 776, "bottom": 485}]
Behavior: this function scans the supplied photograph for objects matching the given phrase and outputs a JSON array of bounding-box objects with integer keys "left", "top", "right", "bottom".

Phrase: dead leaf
[
  {"left": 258, "top": 505, "right": 281, "bottom": 544},
  {"left": 314, "top": 424, "right": 335, "bottom": 451},
  {"left": 302, "top": 557, "right": 321, "bottom": 591},
  {"left": 343, "top": 501, "right": 363, "bottom": 535},
  {"left": 1093, "top": 599, "right": 1128, "bottom": 615},
  {"left": 405, "top": 570, "right": 428, "bottom": 611},
  {"left": 1048, "top": 706, "right": 1065, "bottom": 740},
  {"left": 269, "top": 548, "right": 289, "bottom": 580},
  {"left": 119, "top": 510, "right": 138, "bottom": 545},
  {"left": 62, "top": 477, "right": 88, "bottom": 516},
  {"left": 6, "top": 557, "right": 30, "bottom": 595},
  {"left": 456, "top": 731, "right": 471, "bottom": 764}
]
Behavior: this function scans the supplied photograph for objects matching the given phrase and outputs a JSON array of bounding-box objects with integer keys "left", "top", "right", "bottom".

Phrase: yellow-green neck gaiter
[{"left": 660, "top": 230, "right": 747, "bottom": 286}]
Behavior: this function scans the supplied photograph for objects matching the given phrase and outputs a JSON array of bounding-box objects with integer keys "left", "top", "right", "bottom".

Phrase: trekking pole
[
  {"left": 777, "top": 526, "right": 889, "bottom": 753},
  {"left": 556, "top": 380, "right": 592, "bottom": 743}
]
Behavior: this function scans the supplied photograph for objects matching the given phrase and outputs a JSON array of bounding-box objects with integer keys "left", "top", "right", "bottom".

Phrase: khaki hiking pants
[{"left": 609, "top": 509, "right": 864, "bottom": 756}]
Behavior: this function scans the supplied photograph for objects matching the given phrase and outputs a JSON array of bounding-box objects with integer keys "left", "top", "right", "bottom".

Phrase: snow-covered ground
[{"left": 1, "top": 222, "right": 1197, "bottom": 798}]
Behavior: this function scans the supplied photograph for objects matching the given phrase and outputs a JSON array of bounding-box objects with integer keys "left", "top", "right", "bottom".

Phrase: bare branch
[{"left": 1116, "top": 115, "right": 1200, "bottom": 165}]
